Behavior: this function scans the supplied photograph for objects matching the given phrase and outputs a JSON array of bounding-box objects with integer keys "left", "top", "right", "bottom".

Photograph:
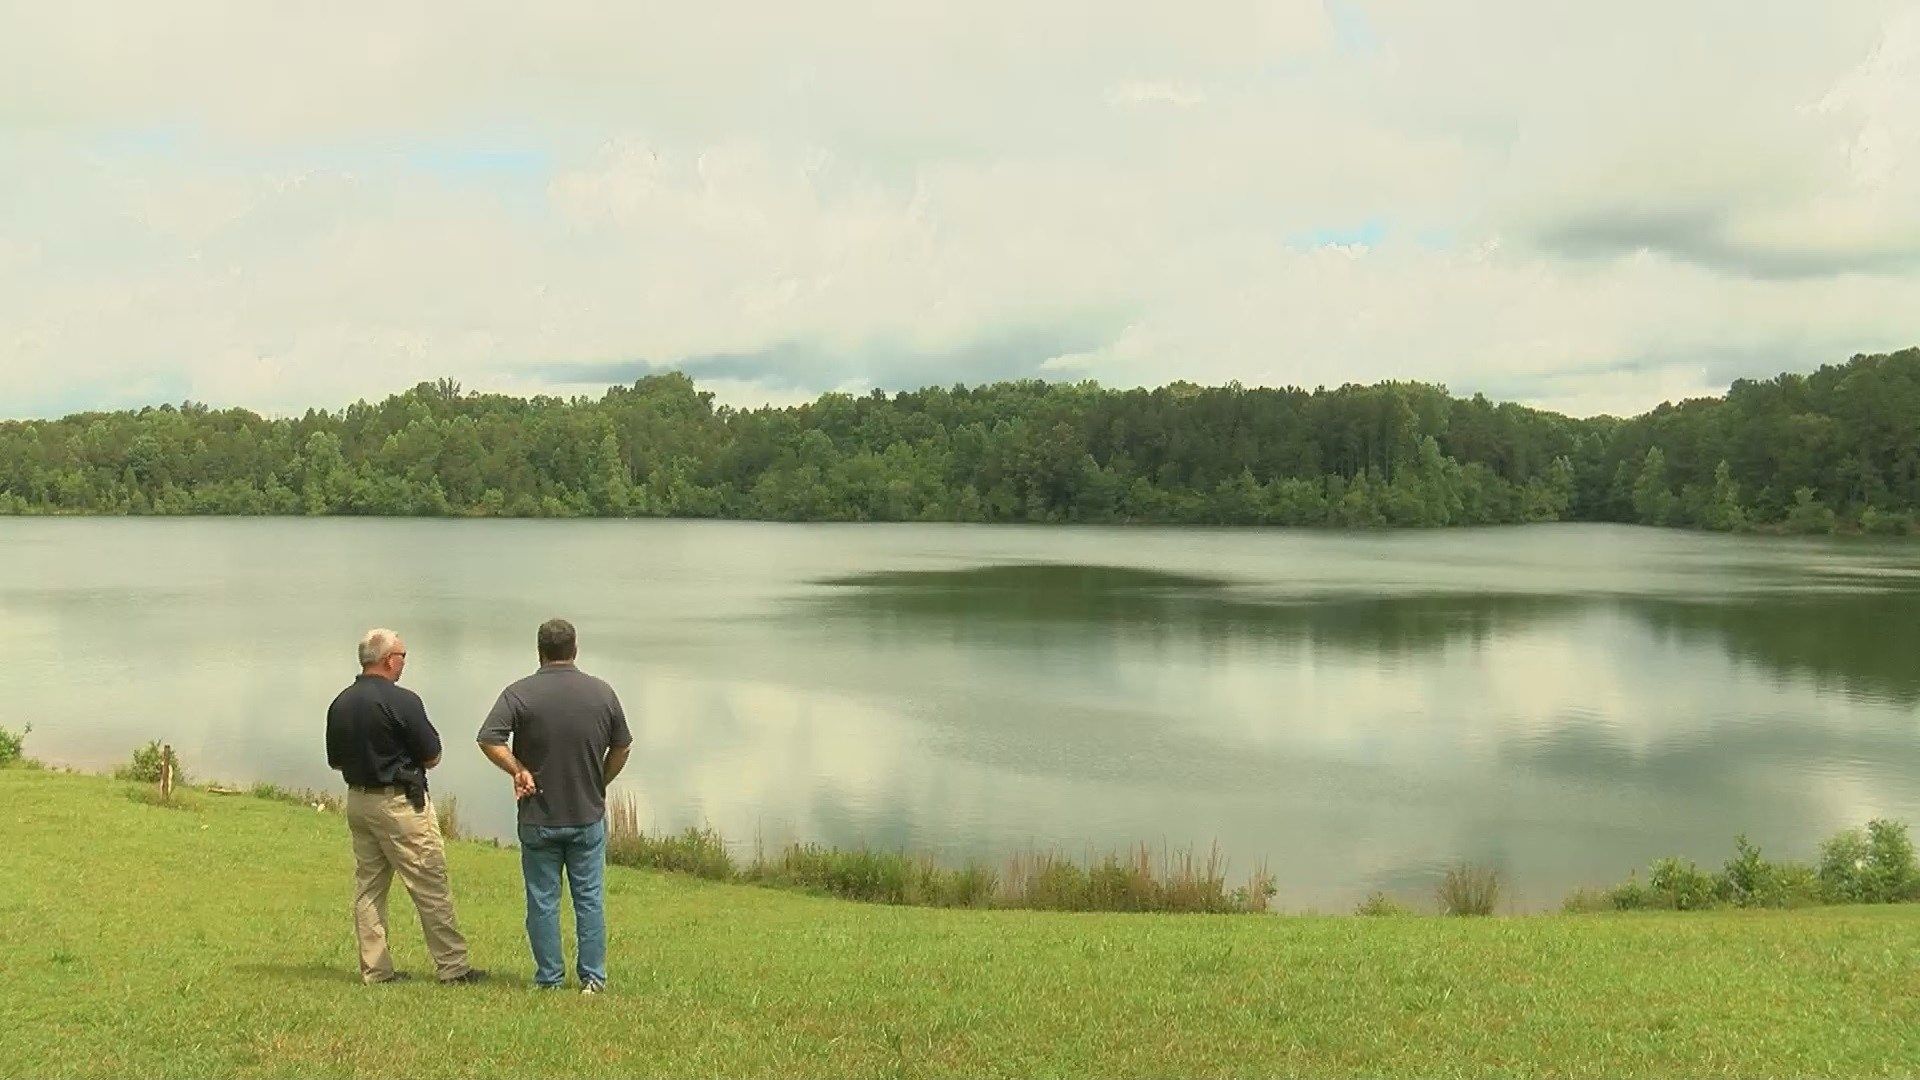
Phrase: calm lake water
[{"left": 4, "top": 517, "right": 1917, "bottom": 910}]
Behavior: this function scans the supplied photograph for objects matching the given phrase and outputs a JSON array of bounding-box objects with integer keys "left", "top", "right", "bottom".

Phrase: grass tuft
[{"left": 1436, "top": 862, "right": 1502, "bottom": 916}]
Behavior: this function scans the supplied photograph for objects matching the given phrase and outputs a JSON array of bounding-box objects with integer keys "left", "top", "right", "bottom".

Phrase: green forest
[{"left": 2, "top": 347, "right": 1917, "bottom": 533}]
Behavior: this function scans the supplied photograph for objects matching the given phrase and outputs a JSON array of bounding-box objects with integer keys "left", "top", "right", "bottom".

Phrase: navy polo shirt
[{"left": 325, "top": 674, "right": 443, "bottom": 788}]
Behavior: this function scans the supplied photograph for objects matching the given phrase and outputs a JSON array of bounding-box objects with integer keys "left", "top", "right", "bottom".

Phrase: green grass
[{"left": 3, "top": 768, "right": 1918, "bottom": 1078}]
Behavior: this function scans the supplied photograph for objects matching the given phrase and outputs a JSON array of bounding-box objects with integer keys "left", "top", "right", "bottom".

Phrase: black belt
[{"left": 349, "top": 784, "right": 408, "bottom": 795}]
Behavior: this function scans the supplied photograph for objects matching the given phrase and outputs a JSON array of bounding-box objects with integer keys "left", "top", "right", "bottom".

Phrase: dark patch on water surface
[
  {"left": 817, "top": 563, "right": 1231, "bottom": 594},
  {"left": 808, "top": 562, "right": 1580, "bottom": 657},
  {"left": 805, "top": 562, "right": 1920, "bottom": 703}
]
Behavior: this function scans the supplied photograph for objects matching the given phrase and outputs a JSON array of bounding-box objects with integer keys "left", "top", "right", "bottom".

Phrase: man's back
[
  {"left": 326, "top": 675, "right": 440, "bottom": 788},
  {"left": 478, "top": 665, "right": 630, "bottom": 827}
]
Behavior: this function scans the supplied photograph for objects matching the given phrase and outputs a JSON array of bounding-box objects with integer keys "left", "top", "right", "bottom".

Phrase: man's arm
[
  {"left": 479, "top": 741, "right": 537, "bottom": 799},
  {"left": 602, "top": 687, "right": 633, "bottom": 788},
  {"left": 477, "top": 690, "right": 535, "bottom": 798},
  {"left": 398, "top": 694, "right": 444, "bottom": 771},
  {"left": 602, "top": 744, "right": 631, "bottom": 787},
  {"left": 325, "top": 714, "right": 344, "bottom": 772}
]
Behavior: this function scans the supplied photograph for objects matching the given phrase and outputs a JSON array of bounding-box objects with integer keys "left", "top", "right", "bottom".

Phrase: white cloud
[{"left": 0, "top": 1, "right": 1916, "bottom": 419}]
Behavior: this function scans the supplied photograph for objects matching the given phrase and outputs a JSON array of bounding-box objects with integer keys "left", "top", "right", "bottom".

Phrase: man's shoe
[
  {"left": 581, "top": 980, "right": 606, "bottom": 996},
  {"left": 440, "top": 968, "right": 489, "bottom": 985},
  {"left": 366, "top": 972, "right": 412, "bottom": 985}
]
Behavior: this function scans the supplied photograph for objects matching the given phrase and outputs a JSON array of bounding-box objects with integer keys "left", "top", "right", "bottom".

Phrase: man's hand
[{"left": 479, "top": 740, "right": 537, "bottom": 800}]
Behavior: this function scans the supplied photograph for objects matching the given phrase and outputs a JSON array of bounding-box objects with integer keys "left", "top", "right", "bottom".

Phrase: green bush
[
  {"left": 1717, "top": 835, "right": 1822, "bottom": 909},
  {"left": 1587, "top": 825, "right": 1916, "bottom": 913},
  {"left": 115, "top": 741, "right": 185, "bottom": 785},
  {"left": 0, "top": 723, "right": 29, "bottom": 766},
  {"left": 1858, "top": 506, "right": 1914, "bottom": 535},
  {"left": 1648, "top": 857, "right": 1718, "bottom": 910},
  {"left": 1783, "top": 487, "right": 1837, "bottom": 534},
  {"left": 1718, "top": 835, "right": 1768, "bottom": 907},
  {"left": 1607, "top": 875, "right": 1654, "bottom": 910},
  {"left": 1819, "top": 820, "right": 1920, "bottom": 904}
]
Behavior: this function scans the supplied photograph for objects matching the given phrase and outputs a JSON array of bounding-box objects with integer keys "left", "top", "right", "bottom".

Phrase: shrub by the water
[
  {"left": 0, "top": 723, "right": 28, "bottom": 766},
  {"left": 1436, "top": 863, "right": 1501, "bottom": 916},
  {"left": 1719, "top": 834, "right": 1822, "bottom": 909},
  {"left": 1584, "top": 822, "right": 1917, "bottom": 912},
  {"left": 115, "top": 741, "right": 185, "bottom": 785},
  {"left": 1647, "top": 857, "right": 1718, "bottom": 911},
  {"left": 1818, "top": 820, "right": 1920, "bottom": 904}
]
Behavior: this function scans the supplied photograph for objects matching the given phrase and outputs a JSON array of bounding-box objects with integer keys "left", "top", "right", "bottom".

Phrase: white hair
[{"left": 357, "top": 628, "right": 401, "bottom": 667}]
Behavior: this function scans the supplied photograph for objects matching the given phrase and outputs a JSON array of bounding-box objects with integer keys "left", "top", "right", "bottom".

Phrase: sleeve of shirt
[
  {"left": 477, "top": 690, "right": 517, "bottom": 746},
  {"left": 607, "top": 688, "right": 633, "bottom": 749},
  {"left": 400, "top": 692, "right": 443, "bottom": 765},
  {"left": 325, "top": 711, "right": 345, "bottom": 770}
]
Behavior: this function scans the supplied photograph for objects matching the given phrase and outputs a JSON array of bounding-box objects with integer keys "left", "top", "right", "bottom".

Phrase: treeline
[{"left": 2, "top": 347, "right": 1917, "bottom": 532}]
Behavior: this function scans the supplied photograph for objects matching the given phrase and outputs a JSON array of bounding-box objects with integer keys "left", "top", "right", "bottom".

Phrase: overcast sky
[{"left": 3, "top": 1, "right": 1917, "bottom": 420}]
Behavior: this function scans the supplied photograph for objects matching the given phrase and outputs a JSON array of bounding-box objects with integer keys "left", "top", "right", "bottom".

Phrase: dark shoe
[
  {"left": 532, "top": 983, "right": 564, "bottom": 992},
  {"left": 581, "top": 980, "right": 606, "bottom": 996},
  {"left": 440, "top": 968, "right": 489, "bottom": 985},
  {"left": 366, "top": 972, "right": 412, "bottom": 985}
]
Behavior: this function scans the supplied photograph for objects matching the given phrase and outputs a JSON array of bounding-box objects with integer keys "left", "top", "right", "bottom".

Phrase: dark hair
[{"left": 537, "top": 618, "right": 577, "bottom": 662}]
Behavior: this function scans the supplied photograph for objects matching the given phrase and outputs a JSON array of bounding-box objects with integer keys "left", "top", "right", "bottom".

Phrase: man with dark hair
[
  {"left": 325, "top": 628, "right": 485, "bottom": 986},
  {"left": 477, "top": 618, "right": 632, "bottom": 993}
]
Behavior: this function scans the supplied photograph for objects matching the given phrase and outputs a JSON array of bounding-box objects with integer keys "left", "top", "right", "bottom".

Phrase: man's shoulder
[
  {"left": 569, "top": 668, "right": 622, "bottom": 704},
  {"left": 370, "top": 678, "right": 425, "bottom": 710},
  {"left": 502, "top": 671, "right": 547, "bottom": 697},
  {"left": 573, "top": 668, "right": 617, "bottom": 691},
  {"left": 330, "top": 678, "right": 376, "bottom": 709}
]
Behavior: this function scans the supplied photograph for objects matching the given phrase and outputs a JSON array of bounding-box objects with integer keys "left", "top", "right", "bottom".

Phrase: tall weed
[{"left": 1436, "top": 862, "right": 1501, "bottom": 916}]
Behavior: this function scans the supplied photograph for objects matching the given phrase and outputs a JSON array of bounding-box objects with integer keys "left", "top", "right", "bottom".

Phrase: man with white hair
[{"left": 324, "top": 627, "right": 485, "bottom": 986}]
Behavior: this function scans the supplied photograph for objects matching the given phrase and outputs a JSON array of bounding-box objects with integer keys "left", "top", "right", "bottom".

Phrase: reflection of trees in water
[
  {"left": 809, "top": 562, "right": 1920, "bottom": 705},
  {"left": 814, "top": 563, "right": 1577, "bottom": 657},
  {"left": 1626, "top": 591, "right": 1920, "bottom": 704}
]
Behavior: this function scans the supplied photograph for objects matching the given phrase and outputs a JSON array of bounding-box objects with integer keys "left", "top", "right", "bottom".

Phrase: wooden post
[{"left": 159, "top": 743, "right": 174, "bottom": 800}]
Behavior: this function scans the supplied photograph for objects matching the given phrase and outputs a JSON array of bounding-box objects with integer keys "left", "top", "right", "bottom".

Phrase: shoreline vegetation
[
  {"left": 2, "top": 348, "right": 1919, "bottom": 536},
  {"left": 17, "top": 730, "right": 1917, "bottom": 919},
  {"left": 6, "top": 764, "right": 1920, "bottom": 1077}
]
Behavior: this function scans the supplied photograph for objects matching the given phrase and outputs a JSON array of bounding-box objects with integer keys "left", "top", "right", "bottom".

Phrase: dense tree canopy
[{"left": 2, "top": 348, "right": 1916, "bottom": 534}]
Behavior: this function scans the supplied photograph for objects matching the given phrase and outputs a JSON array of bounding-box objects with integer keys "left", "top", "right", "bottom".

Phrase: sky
[{"left": 2, "top": 1, "right": 1917, "bottom": 420}]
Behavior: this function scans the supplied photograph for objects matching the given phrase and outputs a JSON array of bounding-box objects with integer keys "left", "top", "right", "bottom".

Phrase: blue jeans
[{"left": 517, "top": 818, "right": 608, "bottom": 988}]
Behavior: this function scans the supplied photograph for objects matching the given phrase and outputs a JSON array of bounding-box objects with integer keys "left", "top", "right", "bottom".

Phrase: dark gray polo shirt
[{"left": 477, "top": 664, "right": 631, "bottom": 828}]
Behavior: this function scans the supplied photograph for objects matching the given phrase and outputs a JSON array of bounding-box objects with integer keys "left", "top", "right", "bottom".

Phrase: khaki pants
[{"left": 346, "top": 788, "right": 470, "bottom": 983}]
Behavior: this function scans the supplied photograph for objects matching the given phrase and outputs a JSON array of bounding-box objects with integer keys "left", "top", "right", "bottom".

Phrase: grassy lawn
[{"left": 2, "top": 767, "right": 1916, "bottom": 1078}]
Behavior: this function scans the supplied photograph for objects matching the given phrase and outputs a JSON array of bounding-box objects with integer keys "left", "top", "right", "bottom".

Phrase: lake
[{"left": 3, "top": 517, "right": 1917, "bottom": 911}]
